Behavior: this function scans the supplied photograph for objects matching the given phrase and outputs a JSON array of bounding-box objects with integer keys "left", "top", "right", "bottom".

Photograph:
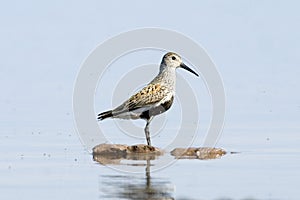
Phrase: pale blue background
[
  {"left": 1, "top": 1, "right": 299, "bottom": 199},
  {"left": 1, "top": 1, "right": 299, "bottom": 130}
]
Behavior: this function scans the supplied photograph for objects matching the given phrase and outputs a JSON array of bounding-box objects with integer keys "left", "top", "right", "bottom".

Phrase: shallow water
[
  {"left": 1, "top": 125, "right": 299, "bottom": 200},
  {"left": 2, "top": 0, "right": 300, "bottom": 198}
]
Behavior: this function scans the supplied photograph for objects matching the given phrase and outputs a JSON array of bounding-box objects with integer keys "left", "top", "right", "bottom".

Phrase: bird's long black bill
[{"left": 180, "top": 63, "right": 199, "bottom": 77}]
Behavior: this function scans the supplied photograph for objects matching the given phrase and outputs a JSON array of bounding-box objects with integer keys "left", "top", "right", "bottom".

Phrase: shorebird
[{"left": 97, "top": 52, "right": 199, "bottom": 146}]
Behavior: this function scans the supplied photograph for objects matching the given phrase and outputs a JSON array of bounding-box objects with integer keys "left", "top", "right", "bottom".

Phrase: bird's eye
[{"left": 172, "top": 56, "right": 176, "bottom": 60}]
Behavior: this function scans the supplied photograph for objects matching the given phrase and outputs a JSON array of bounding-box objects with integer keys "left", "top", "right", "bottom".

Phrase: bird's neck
[{"left": 153, "top": 64, "right": 176, "bottom": 88}]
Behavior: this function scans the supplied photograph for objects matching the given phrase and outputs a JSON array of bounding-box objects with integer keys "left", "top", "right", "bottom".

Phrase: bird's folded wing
[{"left": 112, "top": 83, "right": 168, "bottom": 115}]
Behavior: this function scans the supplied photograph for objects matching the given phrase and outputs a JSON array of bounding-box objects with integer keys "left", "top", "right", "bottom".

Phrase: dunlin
[{"left": 98, "top": 52, "right": 199, "bottom": 146}]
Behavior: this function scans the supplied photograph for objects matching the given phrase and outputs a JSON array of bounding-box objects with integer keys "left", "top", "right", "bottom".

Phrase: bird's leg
[{"left": 144, "top": 117, "right": 153, "bottom": 146}]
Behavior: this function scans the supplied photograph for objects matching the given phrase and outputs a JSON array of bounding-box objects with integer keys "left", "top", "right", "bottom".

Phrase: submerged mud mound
[
  {"left": 171, "top": 147, "right": 226, "bottom": 160},
  {"left": 92, "top": 144, "right": 227, "bottom": 164}
]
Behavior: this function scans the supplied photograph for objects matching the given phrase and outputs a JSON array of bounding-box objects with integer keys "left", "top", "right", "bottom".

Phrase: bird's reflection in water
[
  {"left": 96, "top": 156, "right": 174, "bottom": 200},
  {"left": 93, "top": 145, "right": 227, "bottom": 199}
]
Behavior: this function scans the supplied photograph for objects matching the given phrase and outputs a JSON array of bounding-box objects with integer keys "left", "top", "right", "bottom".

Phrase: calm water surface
[{"left": 0, "top": 125, "right": 299, "bottom": 200}]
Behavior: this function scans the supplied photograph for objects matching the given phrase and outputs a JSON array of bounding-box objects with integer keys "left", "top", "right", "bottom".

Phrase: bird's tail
[{"left": 97, "top": 110, "right": 113, "bottom": 121}]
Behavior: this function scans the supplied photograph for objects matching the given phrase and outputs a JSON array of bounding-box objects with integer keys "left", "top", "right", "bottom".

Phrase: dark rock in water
[
  {"left": 92, "top": 144, "right": 127, "bottom": 155},
  {"left": 93, "top": 143, "right": 163, "bottom": 155},
  {"left": 171, "top": 147, "right": 226, "bottom": 160},
  {"left": 92, "top": 144, "right": 164, "bottom": 165}
]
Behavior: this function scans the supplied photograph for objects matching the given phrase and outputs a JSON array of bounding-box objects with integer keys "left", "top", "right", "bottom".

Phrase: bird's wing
[
  {"left": 112, "top": 83, "right": 169, "bottom": 115},
  {"left": 128, "top": 83, "right": 169, "bottom": 108}
]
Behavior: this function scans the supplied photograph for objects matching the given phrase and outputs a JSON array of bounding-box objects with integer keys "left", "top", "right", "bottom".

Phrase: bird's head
[{"left": 161, "top": 52, "right": 199, "bottom": 77}]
